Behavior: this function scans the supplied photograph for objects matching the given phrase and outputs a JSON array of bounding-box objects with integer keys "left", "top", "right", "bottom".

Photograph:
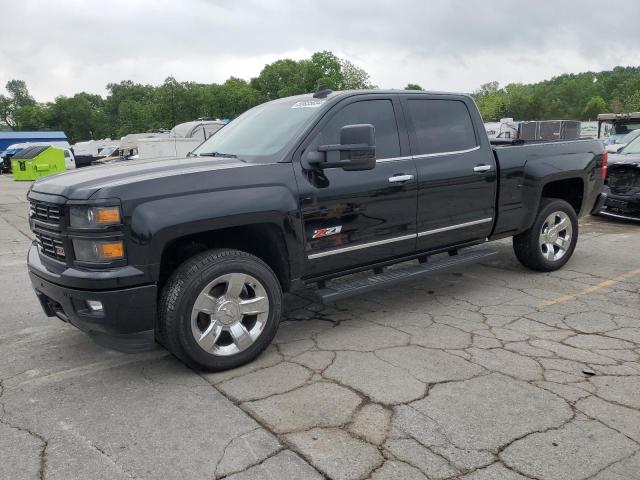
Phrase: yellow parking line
[{"left": 538, "top": 267, "right": 640, "bottom": 308}]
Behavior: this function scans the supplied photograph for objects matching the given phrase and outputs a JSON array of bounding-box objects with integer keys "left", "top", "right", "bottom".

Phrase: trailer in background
[{"left": 138, "top": 120, "right": 225, "bottom": 161}]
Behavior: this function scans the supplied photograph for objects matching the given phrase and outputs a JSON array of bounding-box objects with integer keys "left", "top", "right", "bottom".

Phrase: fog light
[{"left": 86, "top": 300, "right": 103, "bottom": 313}]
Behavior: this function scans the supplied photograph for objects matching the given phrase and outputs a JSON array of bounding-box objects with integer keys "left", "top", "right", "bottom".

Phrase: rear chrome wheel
[
  {"left": 191, "top": 273, "right": 270, "bottom": 356},
  {"left": 513, "top": 198, "right": 579, "bottom": 272},
  {"left": 539, "top": 211, "right": 573, "bottom": 262}
]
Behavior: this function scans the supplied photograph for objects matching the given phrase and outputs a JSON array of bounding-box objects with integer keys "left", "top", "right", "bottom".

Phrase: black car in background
[{"left": 596, "top": 136, "right": 640, "bottom": 221}]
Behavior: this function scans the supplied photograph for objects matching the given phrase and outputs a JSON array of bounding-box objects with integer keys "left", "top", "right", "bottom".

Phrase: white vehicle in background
[
  {"left": 119, "top": 131, "right": 170, "bottom": 159},
  {"left": 96, "top": 145, "right": 119, "bottom": 159},
  {"left": 598, "top": 112, "right": 640, "bottom": 145},
  {"left": 484, "top": 118, "right": 519, "bottom": 140},
  {"left": 3, "top": 141, "right": 76, "bottom": 170},
  {"left": 137, "top": 119, "right": 226, "bottom": 161},
  {"left": 72, "top": 139, "right": 120, "bottom": 167},
  {"left": 605, "top": 129, "right": 640, "bottom": 153},
  {"left": 90, "top": 145, "right": 127, "bottom": 165}
]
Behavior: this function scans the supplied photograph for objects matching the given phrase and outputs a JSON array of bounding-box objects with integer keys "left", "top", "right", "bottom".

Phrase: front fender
[{"left": 126, "top": 186, "right": 303, "bottom": 275}]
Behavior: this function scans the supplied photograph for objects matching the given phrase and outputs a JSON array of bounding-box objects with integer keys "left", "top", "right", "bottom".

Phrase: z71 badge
[{"left": 312, "top": 226, "right": 342, "bottom": 239}]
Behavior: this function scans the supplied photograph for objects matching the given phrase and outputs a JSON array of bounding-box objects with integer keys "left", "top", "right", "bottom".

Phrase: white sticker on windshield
[{"left": 291, "top": 100, "right": 325, "bottom": 109}]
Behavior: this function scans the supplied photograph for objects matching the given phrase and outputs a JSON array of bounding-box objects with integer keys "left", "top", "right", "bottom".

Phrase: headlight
[
  {"left": 69, "top": 206, "right": 121, "bottom": 228},
  {"left": 72, "top": 239, "right": 125, "bottom": 262}
]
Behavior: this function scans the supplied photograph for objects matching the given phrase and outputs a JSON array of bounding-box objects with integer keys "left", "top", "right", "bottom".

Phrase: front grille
[
  {"left": 34, "top": 232, "right": 66, "bottom": 260},
  {"left": 30, "top": 201, "right": 61, "bottom": 223},
  {"left": 606, "top": 198, "right": 628, "bottom": 210},
  {"left": 608, "top": 166, "right": 640, "bottom": 195}
]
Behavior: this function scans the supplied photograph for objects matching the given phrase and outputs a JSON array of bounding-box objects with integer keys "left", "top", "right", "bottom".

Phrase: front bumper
[
  {"left": 593, "top": 188, "right": 640, "bottom": 222},
  {"left": 29, "top": 244, "right": 158, "bottom": 353}
]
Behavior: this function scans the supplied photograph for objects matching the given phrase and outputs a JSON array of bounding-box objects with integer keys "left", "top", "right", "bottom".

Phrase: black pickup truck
[{"left": 27, "top": 89, "right": 606, "bottom": 370}]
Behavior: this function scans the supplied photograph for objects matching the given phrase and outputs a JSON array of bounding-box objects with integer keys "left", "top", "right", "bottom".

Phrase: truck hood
[
  {"left": 609, "top": 152, "right": 640, "bottom": 166},
  {"left": 30, "top": 156, "right": 247, "bottom": 200}
]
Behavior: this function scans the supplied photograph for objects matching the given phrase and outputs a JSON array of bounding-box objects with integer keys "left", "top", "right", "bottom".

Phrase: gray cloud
[{"left": 2, "top": 0, "right": 639, "bottom": 101}]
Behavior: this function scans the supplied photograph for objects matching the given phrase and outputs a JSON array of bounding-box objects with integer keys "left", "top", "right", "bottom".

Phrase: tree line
[
  {"left": 472, "top": 66, "right": 640, "bottom": 122},
  {"left": 1, "top": 50, "right": 639, "bottom": 143},
  {"left": 0, "top": 51, "right": 383, "bottom": 143}
]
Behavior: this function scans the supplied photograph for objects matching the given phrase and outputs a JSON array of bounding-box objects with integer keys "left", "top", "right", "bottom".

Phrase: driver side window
[{"left": 317, "top": 99, "right": 401, "bottom": 159}]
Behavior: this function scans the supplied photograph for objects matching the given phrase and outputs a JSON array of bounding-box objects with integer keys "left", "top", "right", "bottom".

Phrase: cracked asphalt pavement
[{"left": 1, "top": 175, "right": 639, "bottom": 480}]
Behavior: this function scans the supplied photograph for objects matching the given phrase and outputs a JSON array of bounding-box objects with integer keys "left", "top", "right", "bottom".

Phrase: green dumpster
[{"left": 11, "top": 146, "right": 66, "bottom": 181}]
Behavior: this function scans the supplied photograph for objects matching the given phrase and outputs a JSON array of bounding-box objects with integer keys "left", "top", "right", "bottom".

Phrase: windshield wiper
[{"left": 197, "top": 152, "right": 238, "bottom": 158}]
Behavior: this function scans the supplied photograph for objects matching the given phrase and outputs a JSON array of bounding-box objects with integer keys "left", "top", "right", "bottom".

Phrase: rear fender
[{"left": 519, "top": 150, "right": 599, "bottom": 232}]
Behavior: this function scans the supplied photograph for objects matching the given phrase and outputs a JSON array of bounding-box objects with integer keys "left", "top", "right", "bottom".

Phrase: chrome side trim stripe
[
  {"left": 307, "top": 233, "right": 416, "bottom": 259},
  {"left": 307, "top": 217, "right": 493, "bottom": 259},
  {"left": 417, "top": 218, "right": 493, "bottom": 237},
  {"left": 413, "top": 145, "right": 480, "bottom": 160},
  {"left": 376, "top": 155, "right": 412, "bottom": 163},
  {"left": 375, "top": 145, "right": 480, "bottom": 163}
]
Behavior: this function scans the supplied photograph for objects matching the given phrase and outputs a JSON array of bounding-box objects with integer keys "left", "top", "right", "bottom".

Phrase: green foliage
[
  {"left": 624, "top": 92, "right": 640, "bottom": 111},
  {"left": 472, "top": 66, "right": 640, "bottom": 121},
  {"left": 339, "top": 59, "right": 374, "bottom": 90},
  {"left": 2, "top": 57, "right": 639, "bottom": 143},
  {"left": 0, "top": 79, "right": 36, "bottom": 128},
  {"left": 582, "top": 96, "right": 607, "bottom": 120},
  {"left": 0, "top": 50, "right": 377, "bottom": 142}
]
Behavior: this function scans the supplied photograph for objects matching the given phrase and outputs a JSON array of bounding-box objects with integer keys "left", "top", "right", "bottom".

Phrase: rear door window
[
  {"left": 407, "top": 99, "right": 477, "bottom": 155},
  {"left": 317, "top": 99, "right": 401, "bottom": 159}
]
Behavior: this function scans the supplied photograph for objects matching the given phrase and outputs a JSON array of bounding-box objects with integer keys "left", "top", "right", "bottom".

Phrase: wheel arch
[
  {"left": 540, "top": 177, "right": 585, "bottom": 214},
  {"left": 157, "top": 223, "right": 293, "bottom": 294},
  {"left": 519, "top": 174, "right": 586, "bottom": 233}
]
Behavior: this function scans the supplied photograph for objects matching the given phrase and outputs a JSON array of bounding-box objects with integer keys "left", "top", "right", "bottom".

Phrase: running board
[{"left": 317, "top": 249, "right": 498, "bottom": 303}]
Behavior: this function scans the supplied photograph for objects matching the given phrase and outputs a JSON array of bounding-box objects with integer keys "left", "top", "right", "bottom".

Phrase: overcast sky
[{"left": 2, "top": 0, "right": 640, "bottom": 101}]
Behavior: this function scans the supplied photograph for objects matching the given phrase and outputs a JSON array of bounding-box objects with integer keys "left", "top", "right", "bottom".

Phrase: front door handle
[
  {"left": 389, "top": 174, "right": 414, "bottom": 183},
  {"left": 473, "top": 164, "right": 492, "bottom": 173}
]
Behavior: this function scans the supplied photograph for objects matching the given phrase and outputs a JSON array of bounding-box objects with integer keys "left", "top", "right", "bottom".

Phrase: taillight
[{"left": 601, "top": 150, "right": 608, "bottom": 180}]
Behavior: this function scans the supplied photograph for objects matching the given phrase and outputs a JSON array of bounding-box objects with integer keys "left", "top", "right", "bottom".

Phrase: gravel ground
[{"left": 1, "top": 174, "right": 639, "bottom": 480}]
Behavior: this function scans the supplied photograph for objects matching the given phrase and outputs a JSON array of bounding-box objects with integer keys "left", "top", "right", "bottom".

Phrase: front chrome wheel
[
  {"left": 190, "top": 273, "right": 270, "bottom": 356},
  {"left": 539, "top": 211, "right": 572, "bottom": 262}
]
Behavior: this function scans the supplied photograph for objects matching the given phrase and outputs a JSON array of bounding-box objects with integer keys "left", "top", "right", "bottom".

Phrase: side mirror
[{"left": 307, "top": 124, "right": 376, "bottom": 171}]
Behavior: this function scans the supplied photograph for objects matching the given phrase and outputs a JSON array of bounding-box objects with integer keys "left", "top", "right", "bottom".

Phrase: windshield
[
  {"left": 99, "top": 146, "right": 118, "bottom": 157},
  {"left": 619, "top": 129, "right": 640, "bottom": 145},
  {"left": 191, "top": 97, "right": 325, "bottom": 162},
  {"left": 621, "top": 136, "right": 640, "bottom": 155},
  {"left": 613, "top": 122, "right": 640, "bottom": 135}
]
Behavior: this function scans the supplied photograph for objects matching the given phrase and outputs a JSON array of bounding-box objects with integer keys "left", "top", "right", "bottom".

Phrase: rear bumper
[{"left": 29, "top": 265, "right": 158, "bottom": 353}]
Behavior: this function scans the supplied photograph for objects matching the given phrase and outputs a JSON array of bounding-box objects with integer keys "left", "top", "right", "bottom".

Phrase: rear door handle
[
  {"left": 473, "top": 164, "right": 491, "bottom": 173},
  {"left": 388, "top": 174, "right": 414, "bottom": 183}
]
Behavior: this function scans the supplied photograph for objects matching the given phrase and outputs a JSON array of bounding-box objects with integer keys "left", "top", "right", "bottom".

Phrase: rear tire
[
  {"left": 513, "top": 198, "right": 578, "bottom": 272},
  {"left": 158, "top": 249, "right": 282, "bottom": 371}
]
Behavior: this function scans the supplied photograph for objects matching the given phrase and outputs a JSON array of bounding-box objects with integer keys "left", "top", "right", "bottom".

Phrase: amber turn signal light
[
  {"left": 98, "top": 241, "right": 124, "bottom": 259},
  {"left": 96, "top": 207, "right": 121, "bottom": 224}
]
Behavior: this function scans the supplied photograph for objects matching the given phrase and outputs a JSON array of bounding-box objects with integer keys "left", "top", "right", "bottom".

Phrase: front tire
[
  {"left": 513, "top": 198, "right": 578, "bottom": 272},
  {"left": 158, "top": 249, "right": 282, "bottom": 371}
]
